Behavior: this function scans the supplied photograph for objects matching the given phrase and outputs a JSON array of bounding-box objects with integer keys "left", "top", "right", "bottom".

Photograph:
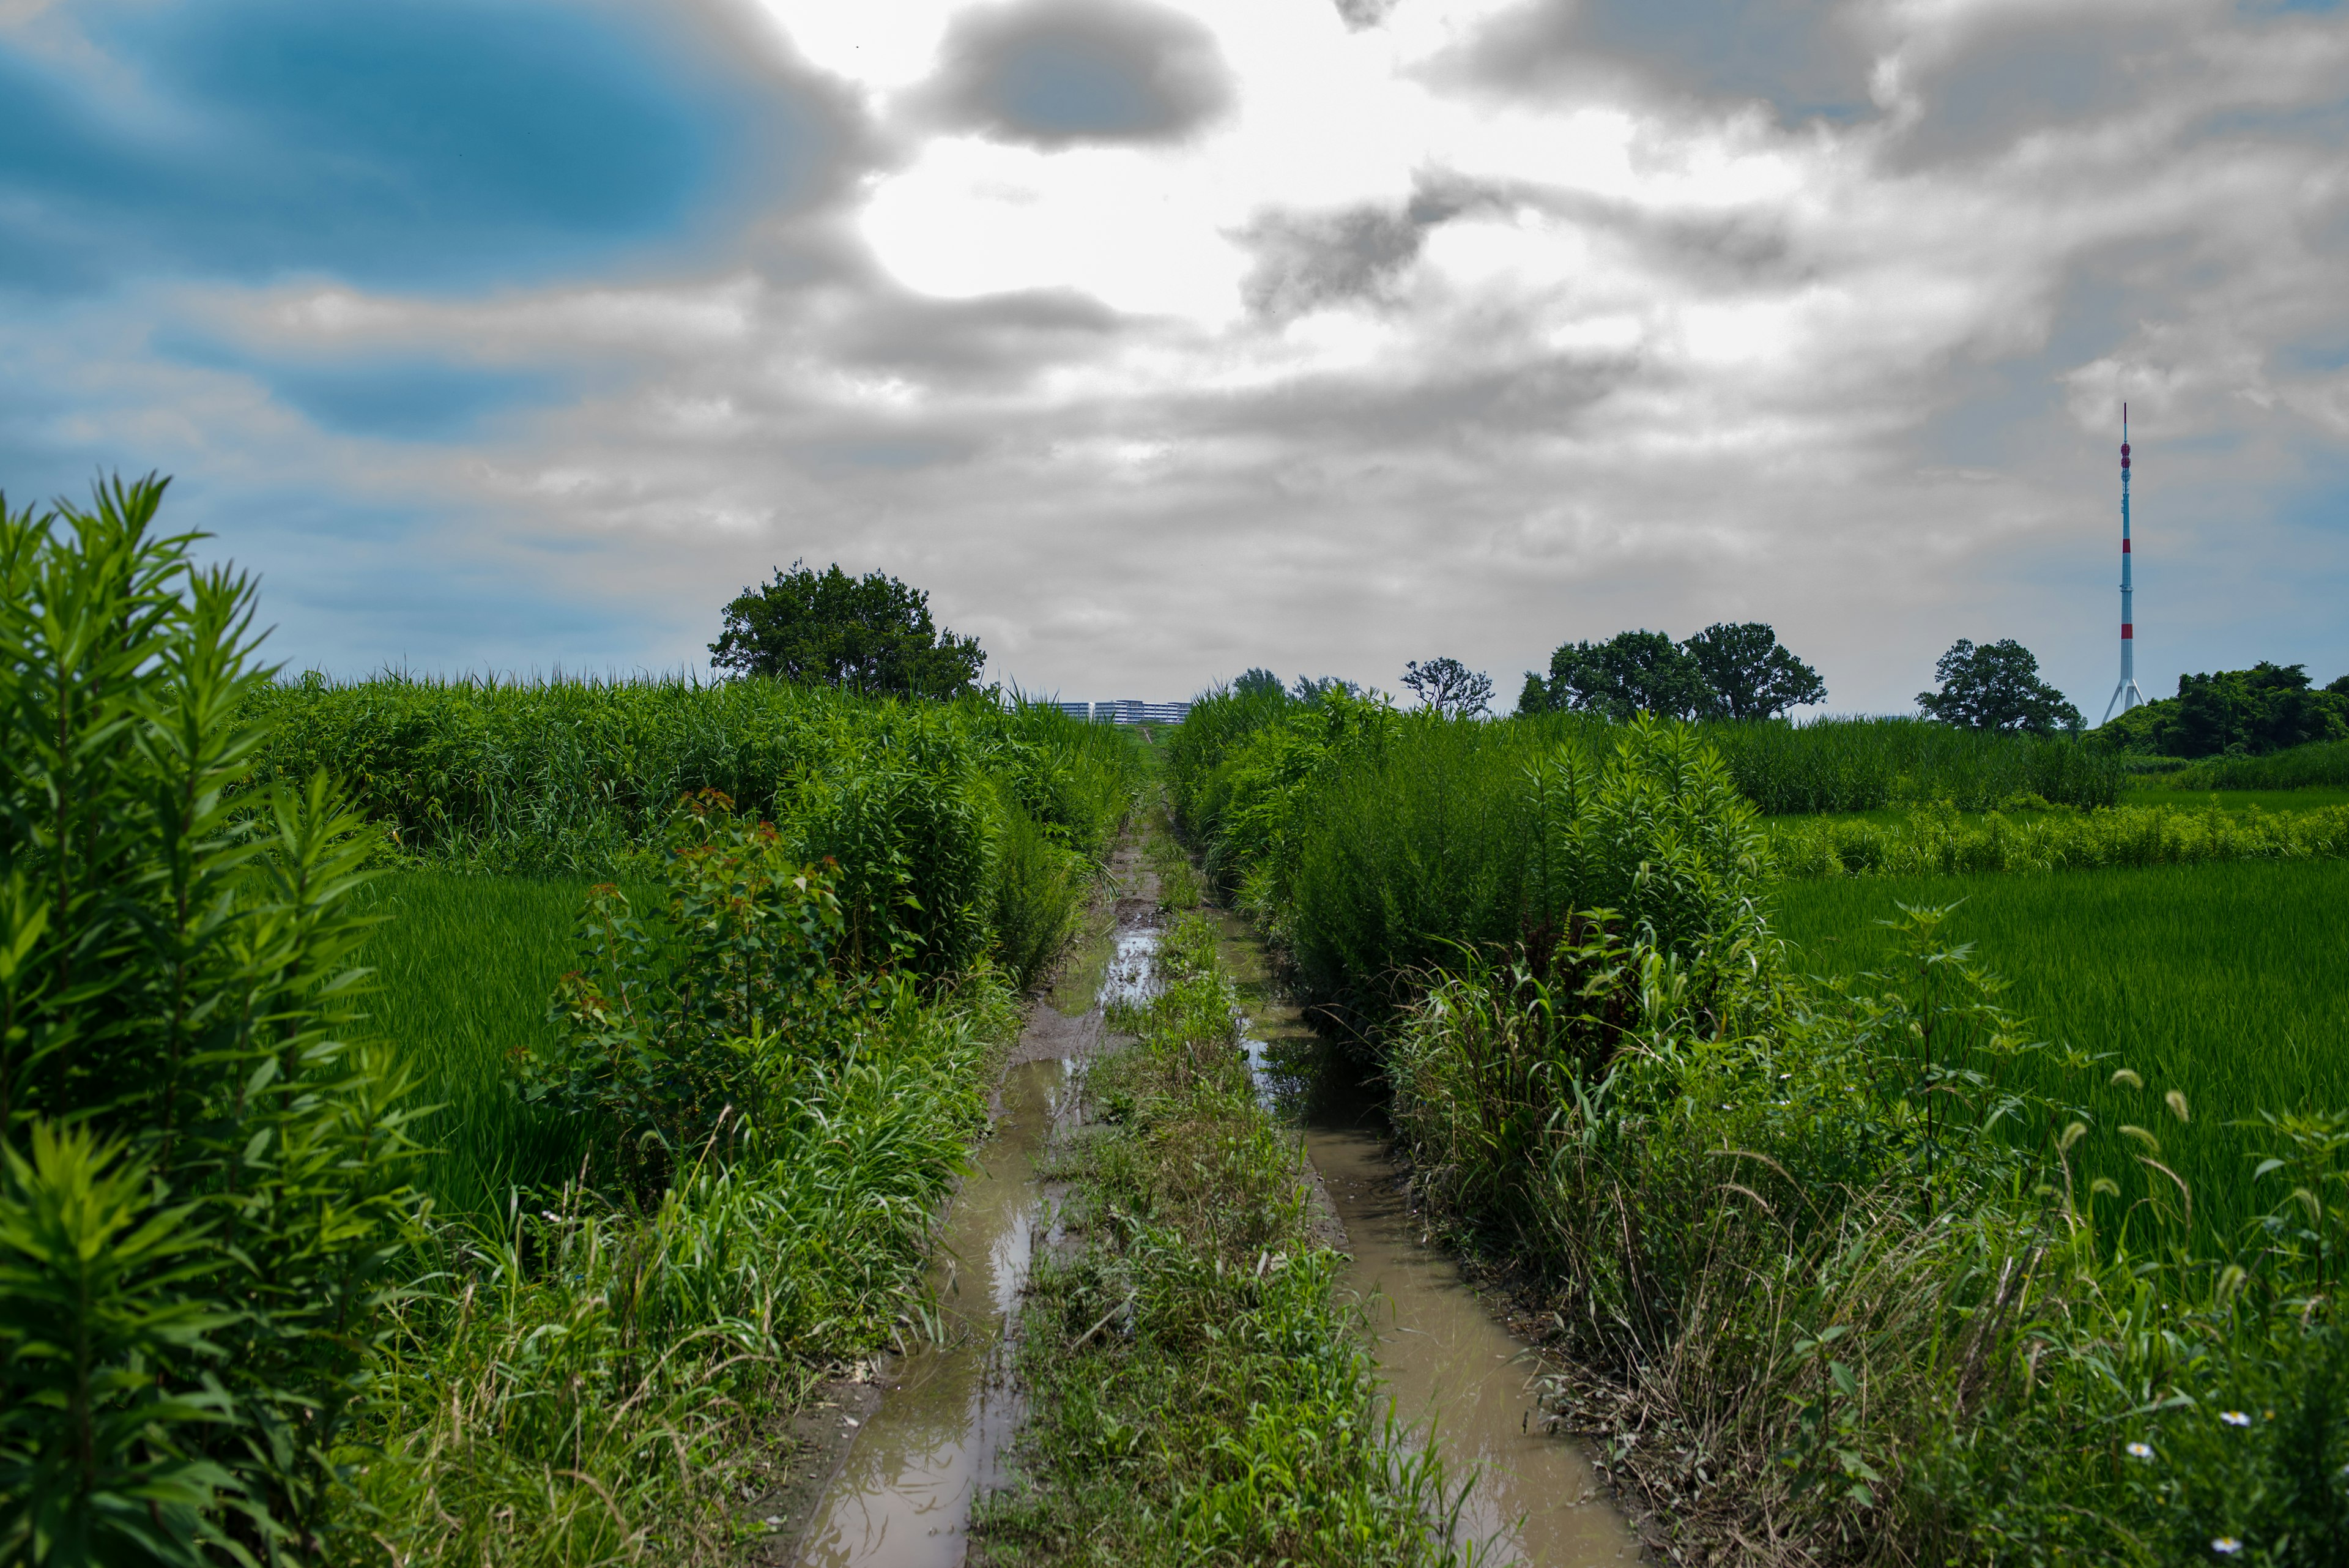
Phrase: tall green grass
[
  {"left": 1171, "top": 694, "right": 2349, "bottom": 1564},
  {"left": 2170, "top": 738, "right": 2349, "bottom": 791},
  {"left": 1768, "top": 860, "right": 2349, "bottom": 1245},
  {"left": 352, "top": 872, "right": 653, "bottom": 1222},
  {"left": 1772, "top": 799, "right": 2349, "bottom": 879},
  {"left": 1168, "top": 686, "right": 2120, "bottom": 845}
]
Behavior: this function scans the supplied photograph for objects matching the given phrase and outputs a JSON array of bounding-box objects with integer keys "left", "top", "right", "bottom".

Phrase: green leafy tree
[
  {"left": 1682, "top": 621, "right": 1827, "bottom": 719},
  {"left": 2098, "top": 662, "right": 2349, "bottom": 756},
  {"left": 1917, "top": 638, "right": 2082, "bottom": 733},
  {"left": 1401, "top": 657, "right": 1493, "bottom": 718},
  {"left": 1231, "top": 668, "right": 1284, "bottom": 699},
  {"left": 1514, "top": 670, "right": 1549, "bottom": 717},
  {"left": 710, "top": 560, "right": 984, "bottom": 697},
  {"left": 1546, "top": 630, "right": 1709, "bottom": 720},
  {"left": 0, "top": 477, "right": 416, "bottom": 1562}
]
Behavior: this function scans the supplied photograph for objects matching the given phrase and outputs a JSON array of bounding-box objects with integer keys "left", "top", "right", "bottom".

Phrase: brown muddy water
[
  {"left": 1220, "top": 917, "right": 1640, "bottom": 1567},
  {"left": 800, "top": 897, "right": 1633, "bottom": 1566},
  {"left": 795, "top": 904, "right": 1152, "bottom": 1567},
  {"left": 795, "top": 1057, "right": 1066, "bottom": 1567}
]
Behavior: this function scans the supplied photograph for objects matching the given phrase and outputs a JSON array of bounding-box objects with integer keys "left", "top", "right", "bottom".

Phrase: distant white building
[{"left": 1052, "top": 700, "right": 1192, "bottom": 725}]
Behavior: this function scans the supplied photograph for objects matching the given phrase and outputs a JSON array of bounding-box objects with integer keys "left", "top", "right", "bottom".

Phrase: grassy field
[
  {"left": 2124, "top": 783, "right": 2349, "bottom": 812},
  {"left": 353, "top": 871, "right": 655, "bottom": 1222},
  {"left": 1768, "top": 858, "right": 2349, "bottom": 1244}
]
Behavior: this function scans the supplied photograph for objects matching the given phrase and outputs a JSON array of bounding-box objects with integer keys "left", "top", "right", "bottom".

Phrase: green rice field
[
  {"left": 1768, "top": 858, "right": 2349, "bottom": 1245},
  {"left": 354, "top": 871, "right": 656, "bottom": 1222}
]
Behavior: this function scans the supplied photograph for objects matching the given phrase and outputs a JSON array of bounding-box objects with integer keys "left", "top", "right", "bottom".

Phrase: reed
[
  {"left": 2169, "top": 737, "right": 2349, "bottom": 791},
  {"left": 1168, "top": 693, "right": 2349, "bottom": 1564}
]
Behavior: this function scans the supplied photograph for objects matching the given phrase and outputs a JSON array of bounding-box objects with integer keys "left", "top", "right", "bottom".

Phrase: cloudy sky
[{"left": 2, "top": 0, "right": 2345, "bottom": 713}]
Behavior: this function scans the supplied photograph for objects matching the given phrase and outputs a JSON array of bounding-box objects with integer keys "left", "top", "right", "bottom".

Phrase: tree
[
  {"left": 1917, "top": 639, "right": 2082, "bottom": 733},
  {"left": 1515, "top": 670, "right": 1549, "bottom": 716},
  {"left": 1401, "top": 656, "right": 1493, "bottom": 717},
  {"left": 1682, "top": 622, "right": 1827, "bottom": 719},
  {"left": 1231, "top": 668, "right": 1285, "bottom": 698},
  {"left": 2098, "top": 662, "right": 2349, "bottom": 756},
  {"left": 1290, "top": 674, "right": 1358, "bottom": 703},
  {"left": 1546, "top": 630, "right": 1708, "bottom": 720},
  {"left": 710, "top": 560, "right": 984, "bottom": 697}
]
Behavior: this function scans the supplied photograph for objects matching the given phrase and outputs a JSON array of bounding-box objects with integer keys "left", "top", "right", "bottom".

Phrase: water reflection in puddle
[{"left": 795, "top": 1060, "right": 1062, "bottom": 1568}]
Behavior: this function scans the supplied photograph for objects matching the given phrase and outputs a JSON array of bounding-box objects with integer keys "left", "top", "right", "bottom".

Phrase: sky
[{"left": 2, "top": 0, "right": 2345, "bottom": 715}]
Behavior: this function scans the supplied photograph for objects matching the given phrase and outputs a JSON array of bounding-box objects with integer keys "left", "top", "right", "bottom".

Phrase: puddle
[
  {"left": 1096, "top": 927, "right": 1161, "bottom": 1013},
  {"left": 795, "top": 1058, "right": 1064, "bottom": 1567},
  {"left": 1311, "top": 1129, "right": 1638, "bottom": 1564},
  {"left": 1217, "top": 916, "right": 1641, "bottom": 1567}
]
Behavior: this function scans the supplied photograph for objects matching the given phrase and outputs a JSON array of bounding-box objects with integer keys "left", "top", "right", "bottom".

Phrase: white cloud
[{"left": 10, "top": 0, "right": 2349, "bottom": 708}]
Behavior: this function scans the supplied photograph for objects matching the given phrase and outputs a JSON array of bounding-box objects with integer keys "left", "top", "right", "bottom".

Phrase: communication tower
[{"left": 2102, "top": 403, "right": 2147, "bottom": 721}]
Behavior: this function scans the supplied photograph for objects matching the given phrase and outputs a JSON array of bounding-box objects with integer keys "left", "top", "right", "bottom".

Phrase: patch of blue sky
[
  {"left": 153, "top": 327, "right": 565, "bottom": 441},
  {"left": 0, "top": 0, "right": 834, "bottom": 298}
]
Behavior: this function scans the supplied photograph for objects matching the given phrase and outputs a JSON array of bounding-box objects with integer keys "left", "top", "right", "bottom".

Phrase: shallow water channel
[
  {"left": 799, "top": 907, "right": 1635, "bottom": 1565},
  {"left": 1221, "top": 916, "right": 1639, "bottom": 1567},
  {"left": 794, "top": 1055, "right": 1067, "bottom": 1567}
]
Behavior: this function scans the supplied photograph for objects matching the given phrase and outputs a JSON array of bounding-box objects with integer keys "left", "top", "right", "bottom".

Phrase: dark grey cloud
[
  {"left": 1242, "top": 205, "right": 1428, "bottom": 319},
  {"left": 826, "top": 289, "right": 1123, "bottom": 387},
  {"left": 1452, "top": 0, "right": 1875, "bottom": 124},
  {"left": 923, "top": 0, "right": 1233, "bottom": 147}
]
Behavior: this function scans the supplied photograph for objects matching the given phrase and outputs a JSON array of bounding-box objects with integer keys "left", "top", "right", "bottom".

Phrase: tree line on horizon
[{"left": 703, "top": 559, "right": 2340, "bottom": 751}]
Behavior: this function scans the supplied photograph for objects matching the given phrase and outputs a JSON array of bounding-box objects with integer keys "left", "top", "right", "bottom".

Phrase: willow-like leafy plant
[{"left": 0, "top": 476, "right": 418, "bottom": 1565}]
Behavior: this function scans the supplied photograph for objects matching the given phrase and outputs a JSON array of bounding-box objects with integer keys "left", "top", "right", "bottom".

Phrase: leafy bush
[
  {"left": 2097, "top": 661, "right": 2349, "bottom": 759},
  {"left": 0, "top": 478, "right": 417, "bottom": 1562},
  {"left": 522, "top": 790, "right": 849, "bottom": 1198}
]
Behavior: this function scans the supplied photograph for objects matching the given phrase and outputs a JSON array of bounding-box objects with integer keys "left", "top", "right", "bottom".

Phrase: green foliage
[
  {"left": 523, "top": 791, "right": 849, "bottom": 1199},
  {"left": 1541, "top": 628, "right": 1709, "bottom": 720},
  {"left": 1917, "top": 637, "right": 2083, "bottom": 733},
  {"left": 1526, "top": 622, "right": 1824, "bottom": 721},
  {"left": 1176, "top": 680, "right": 2349, "bottom": 1561},
  {"left": 974, "top": 913, "right": 1475, "bottom": 1567},
  {"left": 362, "top": 968, "right": 1012, "bottom": 1567},
  {"left": 0, "top": 1125, "right": 234, "bottom": 1567},
  {"left": 2170, "top": 738, "right": 2349, "bottom": 790},
  {"left": 708, "top": 558, "right": 985, "bottom": 697},
  {"left": 0, "top": 477, "right": 418, "bottom": 1562},
  {"left": 2098, "top": 661, "right": 2349, "bottom": 759},
  {"left": 1398, "top": 656, "right": 1493, "bottom": 717},
  {"left": 241, "top": 678, "right": 1140, "bottom": 981},
  {"left": 1772, "top": 799, "right": 2349, "bottom": 879},
  {"left": 1682, "top": 620, "right": 1828, "bottom": 719}
]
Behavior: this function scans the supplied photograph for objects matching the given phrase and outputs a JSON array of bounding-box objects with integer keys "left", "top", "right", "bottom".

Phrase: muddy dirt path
[
  {"left": 1217, "top": 914, "right": 1641, "bottom": 1567},
  {"left": 781, "top": 838, "right": 1159, "bottom": 1566}
]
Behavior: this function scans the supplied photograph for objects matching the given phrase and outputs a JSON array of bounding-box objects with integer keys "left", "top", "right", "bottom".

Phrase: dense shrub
[
  {"left": 2098, "top": 661, "right": 2349, "bottom": 758},
  {"left": 241, "top": 675, "right": 1143, "bottom": 981},
  {"left": 2170, "top": 738, "right": 2349, "bottom": 791}
]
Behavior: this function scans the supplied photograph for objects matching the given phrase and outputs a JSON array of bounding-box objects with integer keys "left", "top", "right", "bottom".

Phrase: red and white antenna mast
[{"left": 2102, "top": 402, "right": 2147, "bottom": 721}]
